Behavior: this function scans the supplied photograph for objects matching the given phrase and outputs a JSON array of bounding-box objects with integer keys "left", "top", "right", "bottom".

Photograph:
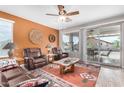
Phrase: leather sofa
[
  {"left": 52, "top": 47, "right": 69, "bottom": 61},
  {"left": 23, "top": 48, "right": 48, "bottom": 70},
  {"left": 0, "top": 66, "right": 34, "bottom": 87},
  {"left": 0, "top": 66, "right": 49, "bottom": 87}
]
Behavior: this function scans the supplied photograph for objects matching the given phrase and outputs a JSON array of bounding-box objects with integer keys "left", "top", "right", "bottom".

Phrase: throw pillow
[
  {"left": 17, "top": 78, "right": 49, "bottom": 87},
  {"left": 20, "top": 81, "right": 37, "bottom": 87},
  {"left": 17, "top": 79, "right": 37, "bottom": 87},
  {"left": 0, "top": 58, "right": 18, "bottom": 71}
]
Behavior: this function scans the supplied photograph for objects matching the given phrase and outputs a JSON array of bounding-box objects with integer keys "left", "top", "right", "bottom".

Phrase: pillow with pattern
[
  {"left": 16, "top": 79, "right": 37, "bottom": 87},
  {"left": 0, "top": 58, "right": 18, "bottom": 71},
  {"left": 17, "top": 78, "right": 49, "bottom": 87},
  {"left": 20, "top": 80, "right": 37, "bottom": 87}
]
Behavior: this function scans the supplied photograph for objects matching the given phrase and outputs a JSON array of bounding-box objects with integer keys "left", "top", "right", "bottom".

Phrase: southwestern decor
[
  {"left": 42, "top": 63, "right": 100, "bottom": 87},
  {"left": 48, "top": 34, "right": 56, "bottom": 43},
  {"left": 29, "top": 29, "right": 42, "bottom": 45}
]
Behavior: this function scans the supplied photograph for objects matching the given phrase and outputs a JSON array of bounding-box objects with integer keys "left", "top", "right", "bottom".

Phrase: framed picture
[{"left": 48, "top": 34, "right": 56, "bottom": 43}]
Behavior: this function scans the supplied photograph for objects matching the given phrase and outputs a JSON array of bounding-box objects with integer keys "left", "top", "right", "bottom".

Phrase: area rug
[
  {"left": 41, "top": 64, "right": 100, "bottom": 87},
  {"left": 26, "top": 67, "right": 73, "bottom": 87}
]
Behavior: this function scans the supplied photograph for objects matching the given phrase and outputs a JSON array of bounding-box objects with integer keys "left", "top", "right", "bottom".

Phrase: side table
[
  {"left": 15, "top": 57, "right": 24, "bottom": 66},
  {"left": 47, "top": 54, "right": 55, "bottom": 63}
]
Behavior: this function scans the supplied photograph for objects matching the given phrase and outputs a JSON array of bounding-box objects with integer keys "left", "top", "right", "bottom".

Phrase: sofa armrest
[
  {"left": 62, "top": 52, "right": 69, "bottom": 56},
  {"left": 24, "top": 57, "right": 34, "bottom": 60}
]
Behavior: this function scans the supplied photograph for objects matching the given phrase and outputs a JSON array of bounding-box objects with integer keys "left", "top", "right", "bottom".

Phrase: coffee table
[{"left": 54, "top": 57, "right": 80, "bottom": 74}]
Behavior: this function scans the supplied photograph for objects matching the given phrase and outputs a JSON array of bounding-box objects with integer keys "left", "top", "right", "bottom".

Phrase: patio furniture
[
  {"left": 23, "top": 48, "right": 47, "bottom": 70},
  {"left": 54, "top": 57, "right": 79, "bottom": 74},
  {"left": 101, "top": 50, "right": 112, "bottom": 57},
  {"left": 87, "top": 48, "right": 98, "bottom": 59}
]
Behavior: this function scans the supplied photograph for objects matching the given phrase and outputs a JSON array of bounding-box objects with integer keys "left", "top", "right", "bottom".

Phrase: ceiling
[{"left": 0, "top": 5, "right": 124, "bottom": 30}]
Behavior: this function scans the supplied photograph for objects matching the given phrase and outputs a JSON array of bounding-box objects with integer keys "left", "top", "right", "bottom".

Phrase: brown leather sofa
[
  {"left": 0, "top": 67, "right": 33, "bottom": 87},
  {"left": 23, "top": 48, "right": 48, "bottom": 70},
  {"left": 0, "top": 66, "right": 49, "bottom": 87},
  {"left": 52, "top": 47, "right": 69, "bottom": 60}
]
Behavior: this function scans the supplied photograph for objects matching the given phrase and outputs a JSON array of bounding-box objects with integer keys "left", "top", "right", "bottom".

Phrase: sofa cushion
[
  {"left": 3, "top": 67, "right": 23, "bottom": 80},
  {"left": 0, "top": 72, "right": 9, "bottom": 87},
  {"left": 34, "top": 58, "right": 46, "bottom": 63},
  {"left": 29, "top": 48, "right": 42, "bottom": 58},
  {"left": 34, "top": 62, "right": 46, "bottom": 68},
  {"left": 1, "top": 64, "right": 18, "bottom": 72},
  {"left": 9, "top": 74, "right": 31, "bottom": 87}
]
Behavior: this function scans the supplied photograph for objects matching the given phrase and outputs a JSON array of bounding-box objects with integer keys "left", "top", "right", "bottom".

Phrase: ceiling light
[{"left": 58, "top": 15, "right": 66, "bottom": 22}]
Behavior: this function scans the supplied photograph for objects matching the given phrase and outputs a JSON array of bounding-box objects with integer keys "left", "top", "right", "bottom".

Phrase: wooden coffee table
[{"left": 54, "top": 57, "right": 80, "bottom": 74}]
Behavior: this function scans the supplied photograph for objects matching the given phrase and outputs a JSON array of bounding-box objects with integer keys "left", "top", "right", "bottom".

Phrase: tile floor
[{"left": 96, "top": 66, "right": 124, "bottom": 87}]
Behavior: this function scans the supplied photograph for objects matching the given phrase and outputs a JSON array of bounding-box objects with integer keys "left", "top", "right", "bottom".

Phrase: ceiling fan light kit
[
  {"left": 58, "top": 15, "right": 66, "bottom": 22},
  {"left": 46, "top": 5, "right": 79, "bottom": 22}
]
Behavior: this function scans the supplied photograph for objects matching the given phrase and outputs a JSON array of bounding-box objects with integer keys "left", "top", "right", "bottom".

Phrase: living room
[{"left": 0, "top": 4, "right": 124, "bottom": 89}]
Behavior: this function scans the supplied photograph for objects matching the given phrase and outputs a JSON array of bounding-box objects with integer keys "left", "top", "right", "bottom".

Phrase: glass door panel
[
  {"left": 87, "top": 30, "right": 100, "bottom": 62},
  {"left": 62, "top": 32, "right": 79, "bottom": 57},
  {"left": 87, "top": 25, "right": 121, "bottom": 67},
  {"left": 98, "top": 25, "right": 120, "bottom": 66}
]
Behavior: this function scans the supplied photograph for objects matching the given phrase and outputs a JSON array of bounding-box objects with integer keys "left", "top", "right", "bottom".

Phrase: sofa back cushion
[{"left": 24, "top": 48, "right": 42, "bottom": 58}]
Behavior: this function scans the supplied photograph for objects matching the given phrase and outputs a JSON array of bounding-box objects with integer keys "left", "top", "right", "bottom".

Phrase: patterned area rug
[
  {"left": 25, "top": 63, "right": 100, "bottom": 87},
  {"left": 41, "top": 64, "right": 100, "bottom": 87},
  {"left": 26, "top": 67, "right": 73, "bottom": 87}
]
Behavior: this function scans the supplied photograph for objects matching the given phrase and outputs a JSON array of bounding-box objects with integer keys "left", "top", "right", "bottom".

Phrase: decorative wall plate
[
  {"left": 29, "top": 30, "right": 42, "bottom": 45},
  {"left": 48, "top": 34, "right": 56, "bottom": 43}
]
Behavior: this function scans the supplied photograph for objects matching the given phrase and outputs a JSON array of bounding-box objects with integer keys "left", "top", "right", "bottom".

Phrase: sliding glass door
[
  {"left": 87, "top": 25, "right": 121, "bottom": 67},
  {"left": 62, "top": 32, "right": 79, "bottom": 58}
]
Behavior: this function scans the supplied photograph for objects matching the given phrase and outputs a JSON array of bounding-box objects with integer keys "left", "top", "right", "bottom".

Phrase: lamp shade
[{"left": 3, "top": 42, "right": 15, "bottom": 49}]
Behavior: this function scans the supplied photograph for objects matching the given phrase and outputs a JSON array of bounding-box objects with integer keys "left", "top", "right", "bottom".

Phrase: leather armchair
[
  {"left": 23, "top": 48, "right": 48, "bottom": 70},
  {"left": 52, "top": 47, "right": 69, "bottom": 60}
]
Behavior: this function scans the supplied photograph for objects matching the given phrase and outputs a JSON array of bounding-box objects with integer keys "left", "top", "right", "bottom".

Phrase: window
[
  {"left": 0, "top": 18, "right": 14, "bottom": 57},
  {"left": 62, "top": 32, "right": 79, "bottom": 52}
]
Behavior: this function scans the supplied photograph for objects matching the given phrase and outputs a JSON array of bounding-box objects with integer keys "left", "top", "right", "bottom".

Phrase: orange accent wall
[{"left": 0, "top": 11, "right": 59, "bottom": 61}]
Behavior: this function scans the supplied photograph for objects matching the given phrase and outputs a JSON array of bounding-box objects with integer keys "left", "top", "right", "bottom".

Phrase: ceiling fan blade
[
  {"left": 66, "top": 11, "right": 79, "bottom": 16},
  {"left": 58, "top": 5, "right": 64, "bottom": 11},
  {"left": 46, "top": 13, "right": 59, "bottom": 16}
]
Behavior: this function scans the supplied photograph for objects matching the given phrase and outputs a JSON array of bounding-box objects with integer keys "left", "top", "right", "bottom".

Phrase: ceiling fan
[{"left": 46, "top": 5, "right": 79, "bottom": 22}]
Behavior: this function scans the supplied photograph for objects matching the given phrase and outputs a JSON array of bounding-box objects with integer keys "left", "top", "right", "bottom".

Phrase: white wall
[{"left": 121, "top": 23, "right": 124, "bottom": 68}]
